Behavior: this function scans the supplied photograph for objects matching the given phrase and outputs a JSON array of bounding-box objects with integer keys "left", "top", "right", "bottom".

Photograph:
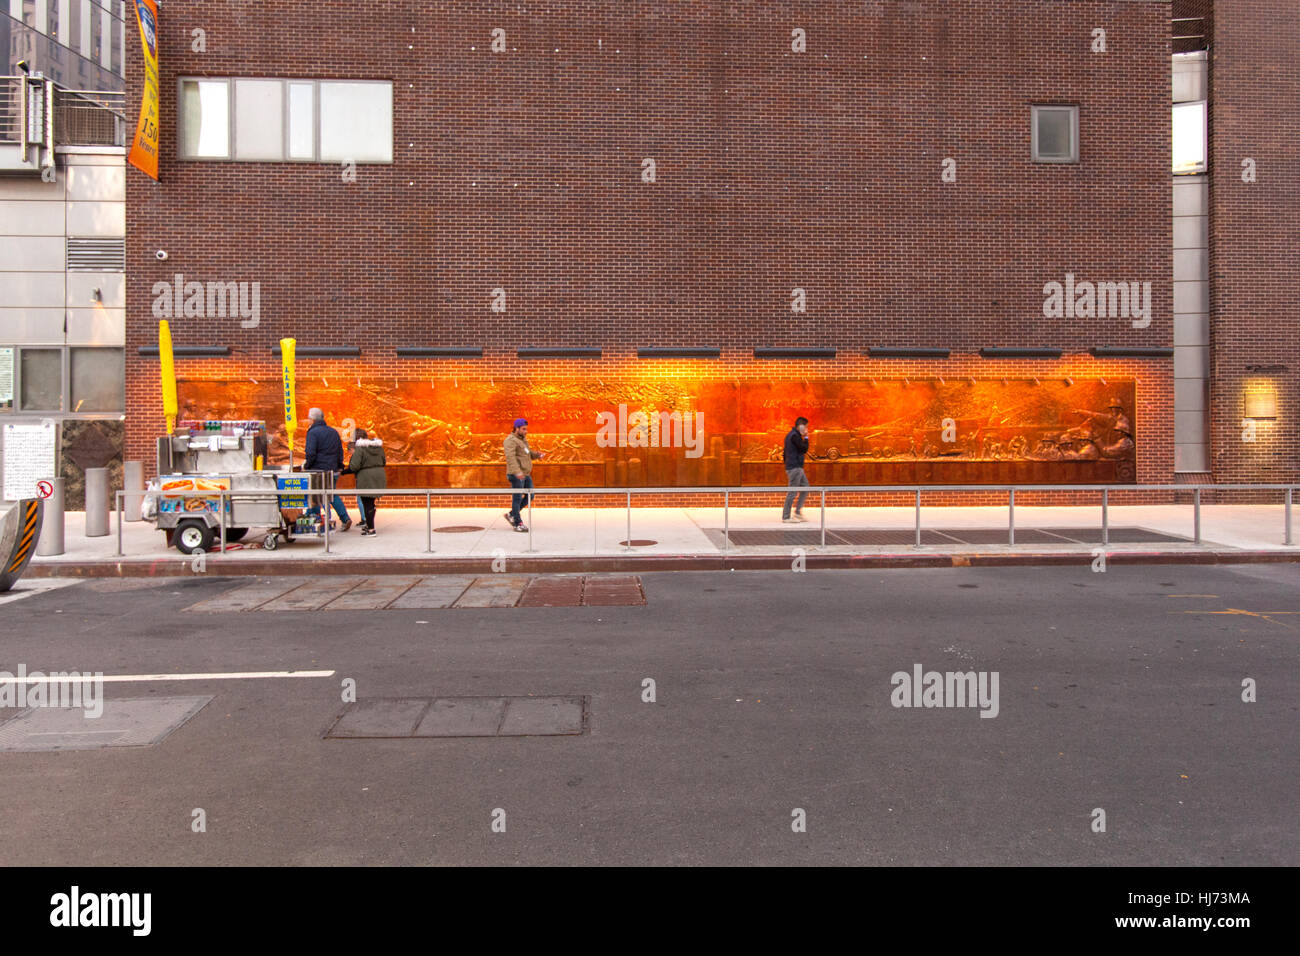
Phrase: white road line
[{"left": 0, "top": 670, "right": 336, "bottom": 684}]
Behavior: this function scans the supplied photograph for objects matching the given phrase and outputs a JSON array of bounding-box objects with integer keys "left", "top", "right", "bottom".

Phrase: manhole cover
[
  {"left": 434, "top": 525, "right": 486, "bottom": 533},
  {"left": 0, "top": 696, "right": 212, "bottom": 751},
  {"left": 617, "top": 539, "right": 658, "bottom": 547},
  {"left": 325, "top": 696, "right": 588, "bottom": 738}
]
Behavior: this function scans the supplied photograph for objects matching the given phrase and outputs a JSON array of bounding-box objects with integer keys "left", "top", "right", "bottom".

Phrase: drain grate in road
[
  {"left": 518, "top": 575, "right": 585, "bottom": 607},
  {"left": 325, "top": 696, "right": 588, "bottom": 738},
  {"left": 0, "top": 696, "right": 212, "bottom": 752},
  {"left": 433, "top": 525, "right": 485, "bottom": 533},
  {"left": 582, "top": 575, "right": 646, "bottom": 606},
  {"left": 617, "top": 539, "right": 659, "bottom": 547}
]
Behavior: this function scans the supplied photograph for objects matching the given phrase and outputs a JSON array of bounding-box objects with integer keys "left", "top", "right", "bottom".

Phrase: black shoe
[{"left": 361, "top": 527, "right": 375, "bottom": 536}]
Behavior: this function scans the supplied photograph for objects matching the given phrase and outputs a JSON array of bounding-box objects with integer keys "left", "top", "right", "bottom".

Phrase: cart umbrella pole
[
  {"left": 159, "top": 320, "right": 177, "bottom": 436},
  {"left": 281, "top": 337, "right": 297, "bottom": 470}
]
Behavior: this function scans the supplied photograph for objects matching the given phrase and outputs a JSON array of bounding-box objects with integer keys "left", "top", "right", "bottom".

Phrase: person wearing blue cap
[{"left": 503, "top": 418, "right": 544, "bottom": 532}]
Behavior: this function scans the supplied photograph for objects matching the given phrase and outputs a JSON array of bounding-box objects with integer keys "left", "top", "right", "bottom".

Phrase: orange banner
[{"left": 127, "top": 0, "right": 160, "bottom": 180}]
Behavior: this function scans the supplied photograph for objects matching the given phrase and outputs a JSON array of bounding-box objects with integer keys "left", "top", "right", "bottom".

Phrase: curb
[{"left": 24, "top": 549, "right": 1300, "bottom": 577}]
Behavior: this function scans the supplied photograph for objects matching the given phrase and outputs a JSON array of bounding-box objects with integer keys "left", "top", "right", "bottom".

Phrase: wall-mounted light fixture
[
  {"left": 518, "top": 347, "right": 602, "bottom": 358},
  {"left": 867, "top": 347, "right": 951, "bottom": 359},
  {"left": 1244, "top": 387, "right": 1278, "bottom": 420},
  {"left": 754, "top": 347, "right": 836, "bottom": 359},
  {"left": 980, "top": 346, "right": 1063, "bottom": 359},
  {"left": 396, "top": 347, "right": 484, "bottom": 357},
  {"left": 271, "top": 346, "right": 362, "bottom": 357},
  {"left": 1089, "top": 346, "right": 1174, "bottom": 358},
  {"left": 637, "top": 347, "right": 721, "bottom": 359},
  {"left": 137, "top": 346, "right": 231, "bottom": 357}
]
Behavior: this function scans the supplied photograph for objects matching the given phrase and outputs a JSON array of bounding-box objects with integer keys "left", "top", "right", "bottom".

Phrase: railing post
[
  {"left": 914, "top": 489, "right": 921, "bottom": 549},
  {"left": 1102, "top": 488, "right": 1109, "bottom": 546},
  {"left": 323, "top": 488, "right": 330, "bottom": 554},
  {"left": 626, "top": 491, "right": 632, "bottom": 552},
  {"left": 1284, "top": 489, "right": 1294, "bottom": 548},
  {"left": 115, "top": 490, "right": 123, "bottom": 557},
  {"left": 527, "top": 489, "right": 534, "bottom": 553},
  {"left": 722, "top": 489, "right": 733, "bottom": 556},
  {"left": 219, "top": 490, "right": 226, "bottom": 553},
  {"left": 820, "top": 489, "right": 826, "bottom": 549},
  {"left": 1193, "top": 487, "right": 1201, "bottom": 545},
  {"left": 426, "top": 492, "right": 432, "bottom": 553},
  {"left": 1008, "top": 488, "right": 1015, "bottom": 546}
]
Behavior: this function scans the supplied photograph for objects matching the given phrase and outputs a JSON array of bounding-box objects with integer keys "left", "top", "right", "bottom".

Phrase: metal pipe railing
[{"left": 107, "top": 482, "right": 1300, "bottom": 560}]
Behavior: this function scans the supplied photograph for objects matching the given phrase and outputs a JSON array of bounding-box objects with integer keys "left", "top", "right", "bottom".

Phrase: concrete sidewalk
[{"left": 22, "top": 502, "right": 1300, "bottom": 576}]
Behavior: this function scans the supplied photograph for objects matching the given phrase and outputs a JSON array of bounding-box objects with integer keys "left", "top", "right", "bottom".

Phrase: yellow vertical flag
[
  {"left": 281, "top": 338, "right": 297, "bottom": 466},
  {"left": 159, "top": 320, "right": 177, "bottom": 434},
  {"left": 127, "top": 0, "right": 160, "bottom": 180}
]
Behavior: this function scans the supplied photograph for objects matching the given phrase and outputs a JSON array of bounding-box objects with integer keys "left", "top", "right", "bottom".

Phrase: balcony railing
[{"left": 0, "top": 75, "right": 126, "bottom": 150}]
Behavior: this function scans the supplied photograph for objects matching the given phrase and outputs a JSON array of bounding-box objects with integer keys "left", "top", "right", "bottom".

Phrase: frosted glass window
[
  {"left": 71, "top": 348, "right": 123, "bottom": 413},
  {"left": 181, "top": 79, "right": 230, "bottom": 158},
  {"left": 288, "top": 82, "right": 315, "bottom": 159},
  {"left": 20, "top": 349, "right": 61, "bottom": 412},
  {"left": 1172, "top": 101, "right": 1207, "bottom": 174},
  {"left": 319, "top": 82, "right": 393, "bottom": 163},
  {"left": 235, "top": 80, "right": 284, "bottom": 160},
  {"left": 1032, "top": 105, "right": 1078, "bottom": 163}
]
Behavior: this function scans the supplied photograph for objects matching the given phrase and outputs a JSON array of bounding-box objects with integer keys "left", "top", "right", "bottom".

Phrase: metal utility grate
[
  {"left": 325, "top": 696, "right": 588, "bottom": 738},
  {"left": 67, "top": 237, "right": 125, "bottom": 271},
  {"left": 189, "top": 575, "right": 647, "bottom": 611},
  {"left": 0, "top": 696, "right": 212, "bottom": 752},
  {"left": 724, "top": 527, "right": 1196, "bottom": 547}
]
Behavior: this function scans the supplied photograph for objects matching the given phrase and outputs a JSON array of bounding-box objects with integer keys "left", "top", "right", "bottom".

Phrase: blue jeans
[
  {"left": 306, "top": 473, "right": 350, "bottom": 523},
  {"left": 508, "top": 474, "right": 533, "bottom": 524},
  {"left": 783, "top": 467, "right": 809, "bottom": 518}
]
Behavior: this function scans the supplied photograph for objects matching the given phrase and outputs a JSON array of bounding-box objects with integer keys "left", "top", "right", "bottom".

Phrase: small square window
[
  {"left": 20, "top": 349, "right": 62, "bottom": 412},
  {"left": 71, "top": 348, "right": 124, "bottom": 413},
  {"left": 1032, "top": 105, "right": 1079, "bottom": 163}
]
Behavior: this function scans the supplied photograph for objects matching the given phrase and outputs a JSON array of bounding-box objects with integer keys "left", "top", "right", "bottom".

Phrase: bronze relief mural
[{"left": 177, "top": 378, "right": 1136, "bottom": 485}]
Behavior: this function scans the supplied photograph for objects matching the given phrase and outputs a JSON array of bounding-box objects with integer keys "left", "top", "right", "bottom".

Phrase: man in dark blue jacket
[
  {"left": 303, "top": 408, "right": 352, "bottom": 531},
  {"left": 782, "top": 417, "right": 811, "bottom": 522}
]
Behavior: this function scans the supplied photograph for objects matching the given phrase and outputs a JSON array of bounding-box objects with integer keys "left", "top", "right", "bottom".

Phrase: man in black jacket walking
[
  {"left": 303, "top": 408, "right": 353, "bottom": 531},
  {"left": 782, "top": 417, "right": 811, "bottom": 522}
]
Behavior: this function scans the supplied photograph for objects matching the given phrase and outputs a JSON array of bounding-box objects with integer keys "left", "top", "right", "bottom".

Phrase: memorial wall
[{"left": 176, "top": 376, "right": 1137, "bottom": 486}]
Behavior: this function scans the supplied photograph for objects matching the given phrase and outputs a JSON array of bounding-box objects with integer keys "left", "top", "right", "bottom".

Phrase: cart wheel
[
  {"left": 175, "top": 519, "right": 215, "bottom": 555},
  {"left": 225, "top": 527, "right": 249, "bottom": 543},
  {"left": 263, "top": 534, "right": 279, "bottom": 551}
]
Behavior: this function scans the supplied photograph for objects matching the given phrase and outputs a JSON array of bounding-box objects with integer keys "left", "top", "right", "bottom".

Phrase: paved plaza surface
[{"left": 0, "top": 563, "right": 1296, "bottom": 865}]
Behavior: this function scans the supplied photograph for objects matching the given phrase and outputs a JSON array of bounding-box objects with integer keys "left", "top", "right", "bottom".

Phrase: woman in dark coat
[{"left": 342, "top": 428, "right": 387, "bottom": 535}]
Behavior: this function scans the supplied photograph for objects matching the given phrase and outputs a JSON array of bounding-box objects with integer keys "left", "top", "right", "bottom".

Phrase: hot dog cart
[{"left": 142, "top": 420, "right": 325, "bottom": 554}]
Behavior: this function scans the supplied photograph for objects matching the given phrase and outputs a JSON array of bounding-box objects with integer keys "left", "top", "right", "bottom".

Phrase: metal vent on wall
[{"left": 66, "top": 238, "right": 125, "bottom": 271}]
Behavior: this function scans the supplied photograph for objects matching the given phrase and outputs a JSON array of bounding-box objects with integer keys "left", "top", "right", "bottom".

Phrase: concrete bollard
[
  {"left": 84, "top": 467, "right": 110, "bottom": 537},
  {"left": 124, "top": 460, "right": 144, "bottom": 522},
  {"left": 35, "top": 476, "right": 65, "bottom": 556}
]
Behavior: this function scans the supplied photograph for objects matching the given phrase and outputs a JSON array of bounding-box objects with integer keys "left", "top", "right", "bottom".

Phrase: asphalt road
[{"left": 0, "top": 563, "right": 1296, "bottom": 866}]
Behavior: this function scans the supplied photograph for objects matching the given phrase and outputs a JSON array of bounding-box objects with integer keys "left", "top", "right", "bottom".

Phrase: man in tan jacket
[{"left": 504, "top": 417, "right": 544, "bottom": 532}]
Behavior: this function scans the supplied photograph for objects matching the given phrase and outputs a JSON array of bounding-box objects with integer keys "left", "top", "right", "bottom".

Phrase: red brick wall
[
  {"left": 125, "top": 1, "right": 1177, "bottom": 499},
  {"left": 1208, "top": 0, "right": 1300, "bottom": 483}
]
